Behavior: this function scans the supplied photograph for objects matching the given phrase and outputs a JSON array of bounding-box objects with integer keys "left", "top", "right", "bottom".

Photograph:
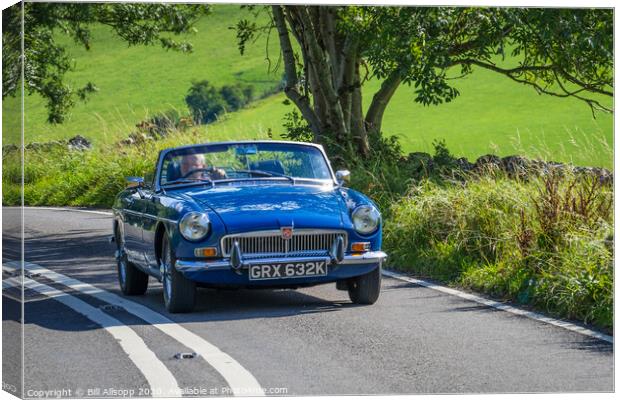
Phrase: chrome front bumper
[{"left": 175, "top": 251, "right": 387, "bottom": 273}]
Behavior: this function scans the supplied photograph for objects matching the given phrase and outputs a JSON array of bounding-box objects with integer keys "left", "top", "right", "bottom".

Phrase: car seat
[
  {"left": 166, "top": 161, "right": 181, "bottom": 183},
  {"left": 249, "top": 159, "right": 285, "bottom": 175}
]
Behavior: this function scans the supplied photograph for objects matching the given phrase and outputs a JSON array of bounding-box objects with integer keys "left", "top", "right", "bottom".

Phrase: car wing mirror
[
  {"left": 126, "top": 176, "right": 146, "bottom": 198},
  {"left": 335, "top": 170, "right": 350, "bottom": 187},
  {"left": 126, "top": 176, "right": 144, "bottom": 189}
]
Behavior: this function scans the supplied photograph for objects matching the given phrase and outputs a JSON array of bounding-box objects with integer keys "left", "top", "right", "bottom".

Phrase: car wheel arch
[
  {"left": 113, "top": 218, "right": 123, "bottom": 244},
  {"left": 154, "top": 222, "right": 168, "bottom": 265}
]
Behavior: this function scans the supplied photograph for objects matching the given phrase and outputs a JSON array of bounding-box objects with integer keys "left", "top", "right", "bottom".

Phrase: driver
[{"left": 179, "top": 153, "right": 227, "bottom": 180}]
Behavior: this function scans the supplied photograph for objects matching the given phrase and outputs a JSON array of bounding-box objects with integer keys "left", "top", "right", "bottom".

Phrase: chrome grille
[{"left": 221, "top": 230, "right": 347, "bottom": 257}]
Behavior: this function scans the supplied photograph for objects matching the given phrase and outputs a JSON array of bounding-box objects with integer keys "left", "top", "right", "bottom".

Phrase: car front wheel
[
  {"left": 347, "top": 264, "right": 381, "bottom": 305},
  {"left": 161, "top": 236, "right": 196, "bottom": 313},
  {"left": 116, "top": 227, "right": 148, "bottom": 296}
]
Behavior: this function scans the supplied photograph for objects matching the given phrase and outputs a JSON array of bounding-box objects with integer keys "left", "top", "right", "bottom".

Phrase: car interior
[{"left": 164, "top": 158, "right": 286, "bottom": 184}]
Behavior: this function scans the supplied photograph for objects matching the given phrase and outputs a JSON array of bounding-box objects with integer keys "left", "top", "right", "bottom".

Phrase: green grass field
[
  {"left": 2, "top": 4, "right": 613, "bottom": 168},
  {"left": 2, "top": 5, "right": 282, "bottom": 145}
]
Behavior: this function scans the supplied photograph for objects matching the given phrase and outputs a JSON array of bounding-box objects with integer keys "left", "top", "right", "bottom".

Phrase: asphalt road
[{"left": 2, "top": 207, "right": 614, "bottom": 397}]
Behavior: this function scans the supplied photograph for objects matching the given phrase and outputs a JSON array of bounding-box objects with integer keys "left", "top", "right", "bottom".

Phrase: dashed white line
[
  {"left": 9, "top": 274, "right": 180, "bottom": 397},
  {"left": 382, "top": 269, "right": 613, "bottom": 344},
  {"left": 3, "top": 260, "right": 265, "bottom": 396}
]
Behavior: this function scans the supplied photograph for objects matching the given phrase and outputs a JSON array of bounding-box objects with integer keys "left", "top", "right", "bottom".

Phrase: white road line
[
  {"left": 3, "top": 261, "right": 265, "bottom": 397},
  {"left": 3, "top": 276, "right": 69, "bottom": 302},
  {"left": 382, "top": 269, "right": 613, "bottom": 344},
  {"left": 3, "top": 276, "right": 22, "bottom": 290},
  {"left": 16, "top": 275, "right": 180, "bottom": 397},
  {"left": 20, "top": 206, "right": 113, "bottom": 216}
]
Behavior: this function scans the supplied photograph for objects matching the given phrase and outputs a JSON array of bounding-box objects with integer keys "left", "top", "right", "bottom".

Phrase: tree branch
[
  {"left": 365, "top": 70, "right": 402, "bottom": 133},
  {"left": 450, "top": 58, "right": 612, "bottom": 114},
  {"left": 319, "top": 6, "right": 338, "bottom": 88}
]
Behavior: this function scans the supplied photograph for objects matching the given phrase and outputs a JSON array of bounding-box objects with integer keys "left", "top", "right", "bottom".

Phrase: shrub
[
  {"left": 185, "top": 81, "right": 256, "bottom": 124},
  {"left": 220, "top": 84, "right": 254, "bottom": 110},
  {"left": 185, "top": 80, "right": 227, "bottom": 124}
]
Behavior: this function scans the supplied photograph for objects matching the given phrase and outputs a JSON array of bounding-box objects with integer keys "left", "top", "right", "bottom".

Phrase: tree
[
  {"left": 2, "top": 2, "right": 210, "bottom": 123},
  {"left": 237, "top": 6, "right": 613, "bottom": 157}
]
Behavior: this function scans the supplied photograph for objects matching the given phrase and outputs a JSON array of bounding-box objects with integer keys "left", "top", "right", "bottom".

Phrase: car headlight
[
  {"left": 352, "top": 205, "right": 380, "bottom": 234},
  {"left": 179, "top": 212, "right": 211, "bottom": 241}
]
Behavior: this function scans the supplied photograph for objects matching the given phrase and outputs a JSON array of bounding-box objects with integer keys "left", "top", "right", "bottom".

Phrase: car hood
[{"left": 181, "top": 183, "right": 347, "bottom": 233}]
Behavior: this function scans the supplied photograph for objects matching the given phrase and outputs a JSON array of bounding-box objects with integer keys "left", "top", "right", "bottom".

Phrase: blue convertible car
[{"left": 112, "top": 140, "right": 387, "bottom": 312}]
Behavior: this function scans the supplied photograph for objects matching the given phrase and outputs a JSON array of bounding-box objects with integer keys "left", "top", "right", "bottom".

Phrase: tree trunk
[
  {"left": 351, "top": 61, "right": 369, "bottom": 156},
  {"left": 274, "top": 5, "right": 401, "bottom": 159}
]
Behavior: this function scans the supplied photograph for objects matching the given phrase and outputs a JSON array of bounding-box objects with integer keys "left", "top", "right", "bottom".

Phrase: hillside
[
  {"left": 2, "top": 5, "right": 282, "bottom": 145},
  {"left": 2, "top": 4, "right": 613, "bottom": 168}
]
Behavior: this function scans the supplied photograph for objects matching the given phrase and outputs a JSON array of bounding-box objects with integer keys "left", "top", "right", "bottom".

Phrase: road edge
[{"left": 382, "top": 269, "right": 613, "bottom": 344}]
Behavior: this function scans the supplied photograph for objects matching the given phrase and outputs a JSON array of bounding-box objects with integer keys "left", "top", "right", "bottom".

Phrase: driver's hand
[{"left": 209, "top": 167, "right": 227, "bottom": 180}]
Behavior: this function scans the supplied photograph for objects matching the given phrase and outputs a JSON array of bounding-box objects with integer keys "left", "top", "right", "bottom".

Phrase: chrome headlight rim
[
  {"left": 179, "top": 211, "right": 211, "bottom": 241},
  {"left": 351, "top": 204, "right": 381, "bottom": 235}
]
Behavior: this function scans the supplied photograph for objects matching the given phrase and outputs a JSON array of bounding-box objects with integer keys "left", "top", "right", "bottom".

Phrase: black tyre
[
  {"left": 161, "top": 236, "right": 196, "bottom": 313},
  {"left": 347, "top": 265, "right": 381, "bottom": 305},
  {"left": 115, "top": 226, "right": 149, "bottom": 295}
]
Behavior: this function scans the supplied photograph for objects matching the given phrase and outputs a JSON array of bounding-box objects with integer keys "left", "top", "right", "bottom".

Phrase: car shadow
[{"left": 4, "top": 284, "right": 358, "bottom": 333}]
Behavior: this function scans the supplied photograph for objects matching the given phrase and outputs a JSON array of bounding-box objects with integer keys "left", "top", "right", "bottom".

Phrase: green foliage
[
  {"left": 3, "top": 5, "right": 282, "bottom": 146},
  {"left": 185, "top": 80, "right": 227, "bottom": 124},
  {"left": 2, "top": 2, "right": 210, "bottom": 124},
  {"left": 185, "top": 80, "right": 256, "bottom": 124},
  {"left": 2, "top": 8, "right": 612, "bottom": 170},
  {"left": 282, "top": 109, "right": 314, "bottom": 143},
  {"left": 220, "top": 83, "right": 254, "bottom": 110},
  {"left": 340, "top": 7, "right": 612, "bottom": 111}
]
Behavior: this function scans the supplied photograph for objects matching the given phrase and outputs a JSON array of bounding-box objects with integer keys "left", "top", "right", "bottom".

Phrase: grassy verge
[
  {"left": 383, "top": 173, "right": 613, "bottom": 330},
  {"left": 2, "top": 126, "right": 268, "bottom": 207}
]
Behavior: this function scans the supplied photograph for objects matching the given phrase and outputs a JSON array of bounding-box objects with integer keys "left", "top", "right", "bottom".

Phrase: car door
[
  {"left": 140, "top": 183, "right": 162, "bottom": 274},
  {"left": 121, "top": 189, "right": 146, "bottom": 265}
]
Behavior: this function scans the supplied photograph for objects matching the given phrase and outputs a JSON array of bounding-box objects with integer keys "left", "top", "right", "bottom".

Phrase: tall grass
[
  {"left": 384, "top": 172, "right": 613, "bottom": 329},
  {"left": 2, "top": 126, "right": 269, "bottom": 207}
]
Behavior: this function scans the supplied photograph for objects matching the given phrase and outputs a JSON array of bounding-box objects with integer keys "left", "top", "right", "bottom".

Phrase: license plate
[{"left": 248, "top": 261, "right": 328, "bottom": 281}]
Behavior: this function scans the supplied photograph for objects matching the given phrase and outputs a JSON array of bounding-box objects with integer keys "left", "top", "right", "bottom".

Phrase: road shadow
[
  {"left": 440, "top": 296, "right": 613, "bottom": 354},
  {"left": 14, "top": 281, "right": 358, "bottom": 334},
  {"left": 561, "top": 338, "right": 613, "bottom": 354}
]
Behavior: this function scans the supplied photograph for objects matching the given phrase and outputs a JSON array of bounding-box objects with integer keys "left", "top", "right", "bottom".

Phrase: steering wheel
[{"left": 181, "top": 167, "right": 227, "bottom": 180}]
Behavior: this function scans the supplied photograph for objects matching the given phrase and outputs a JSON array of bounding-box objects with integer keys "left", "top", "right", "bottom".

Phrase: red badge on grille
[{"left": 281, "top": 227, "right": 293, "bottom": 240}]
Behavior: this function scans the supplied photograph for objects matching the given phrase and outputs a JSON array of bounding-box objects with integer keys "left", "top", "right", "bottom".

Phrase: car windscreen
[{"left": 159, "top": 143, "right": 333, "bottom": 186}]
